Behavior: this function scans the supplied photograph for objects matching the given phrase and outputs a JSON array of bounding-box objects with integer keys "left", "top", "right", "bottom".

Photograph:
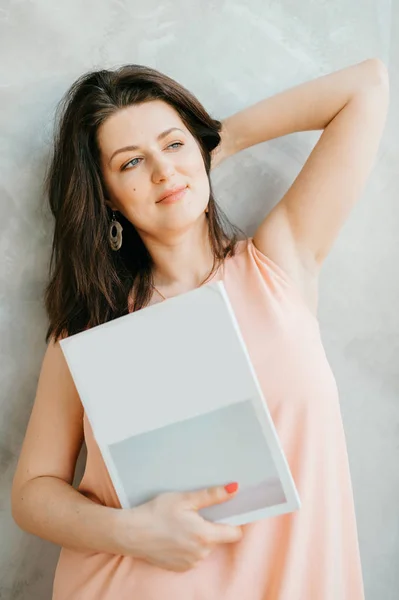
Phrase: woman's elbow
[
  {"left": 363, "top": 57, "right": 390, "bottom": 90},
  {"left": 11, "top": 478, "right": 35, "bottom": 532}
]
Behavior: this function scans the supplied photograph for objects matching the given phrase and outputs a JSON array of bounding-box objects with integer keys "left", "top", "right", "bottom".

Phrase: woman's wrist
[{"left": 107, "top": 505, "right": 149, "bottom": 558}]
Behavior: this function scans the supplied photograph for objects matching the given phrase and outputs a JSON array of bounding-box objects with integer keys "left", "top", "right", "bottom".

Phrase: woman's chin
[{"left": 156, "top": 207, "right": 208, "bottom": 234}]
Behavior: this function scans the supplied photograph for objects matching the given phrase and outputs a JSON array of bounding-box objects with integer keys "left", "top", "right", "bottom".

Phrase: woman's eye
[
  {"left": 121, "top": 142, "right": 183, "bottom": 171},
  {"left": 122, "top": 157, "right": 141, "bottom": 170}
]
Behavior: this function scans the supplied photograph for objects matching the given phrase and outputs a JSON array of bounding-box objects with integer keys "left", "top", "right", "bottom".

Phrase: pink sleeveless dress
[{"left": 53, "top": 239, "right": 364, "bottom": 600}]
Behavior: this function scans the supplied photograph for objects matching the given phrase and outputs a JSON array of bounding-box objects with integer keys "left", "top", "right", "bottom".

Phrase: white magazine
[{"left": 60, "top": 281, "right": 300, "bottom": 526}]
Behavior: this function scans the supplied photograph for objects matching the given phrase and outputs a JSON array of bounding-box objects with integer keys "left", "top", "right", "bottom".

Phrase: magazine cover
[{"left": 60, "top": 281, "right": 301, "bottom": 526}]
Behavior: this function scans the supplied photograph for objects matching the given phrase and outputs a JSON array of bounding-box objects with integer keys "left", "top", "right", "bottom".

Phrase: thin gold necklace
[
  {"left": 152, "top": 262, "right": 223, "bottom": 302},
  {"left": 152, "top": 284, "right": 167, "bottom": 301}
]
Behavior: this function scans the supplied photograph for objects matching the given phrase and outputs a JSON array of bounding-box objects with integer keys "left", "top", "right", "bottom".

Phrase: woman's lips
[{"left": 157, "top": 186, "right": 187, "bottom": 205}]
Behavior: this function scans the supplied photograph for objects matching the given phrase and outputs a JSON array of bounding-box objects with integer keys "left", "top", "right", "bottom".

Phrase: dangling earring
[
  {"left": 205, "top": 205, "right": 209, "bottom": 214},
  {"left": 109, "top": 211, "right": 123, "bottom": 251}
]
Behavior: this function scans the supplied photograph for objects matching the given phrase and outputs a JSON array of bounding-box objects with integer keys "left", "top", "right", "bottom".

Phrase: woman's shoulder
[
  {"left": 225, "top": 236, "right": 303, "bottom": 295},
  {"left": 226, "top": 237, "right": 319, "bottom": 322},
  {"left": 229, "top": 237, "right": 251, "bottom": 259},
  {"left": 227, "top": 237, "right": 274, "bottom": 270},
  {"left": 229, "top": 237, "right": 295, "bottom": 281}
]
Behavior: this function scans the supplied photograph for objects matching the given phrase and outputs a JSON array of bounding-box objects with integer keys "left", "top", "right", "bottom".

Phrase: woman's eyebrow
[{"left": 108, "top": 127, "right": 185, "bottom": 165}]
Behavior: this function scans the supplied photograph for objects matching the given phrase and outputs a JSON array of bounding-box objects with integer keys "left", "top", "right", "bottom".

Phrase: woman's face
[{"left": 98, "top": 100, "right": 210, "bottom": 237}]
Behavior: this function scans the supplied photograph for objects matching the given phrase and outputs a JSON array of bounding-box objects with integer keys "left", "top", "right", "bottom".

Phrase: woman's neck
[{"left": 143, "top": 220, "right": 215, "bottom": 297}]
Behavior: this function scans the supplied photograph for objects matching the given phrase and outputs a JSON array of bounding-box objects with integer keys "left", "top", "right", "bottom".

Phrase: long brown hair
[{"left": 44, "top": 64, "right": 242, "bottom": 343}]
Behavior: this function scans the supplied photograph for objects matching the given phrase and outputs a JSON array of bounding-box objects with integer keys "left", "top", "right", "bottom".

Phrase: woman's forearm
[
  {"left": 220, "top": 58, "right": 388, "bottom": 157},
  {"left": 12, "top": 476, "right": 126, "bottom": 555}
]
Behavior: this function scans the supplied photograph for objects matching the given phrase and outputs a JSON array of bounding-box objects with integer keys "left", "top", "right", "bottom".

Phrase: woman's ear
[{"left": 105, "top": 198, "right": 118, "bottom": 212}]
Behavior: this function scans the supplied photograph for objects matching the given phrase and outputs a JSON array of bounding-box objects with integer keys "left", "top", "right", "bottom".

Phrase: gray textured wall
[{"left": 1, "top": 1, "right": 398, "bottom": 599}]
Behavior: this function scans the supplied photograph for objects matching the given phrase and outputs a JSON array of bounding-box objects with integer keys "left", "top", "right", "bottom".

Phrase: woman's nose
[{"left": 151, "top": 155, "right": 176, "bottom": 183}]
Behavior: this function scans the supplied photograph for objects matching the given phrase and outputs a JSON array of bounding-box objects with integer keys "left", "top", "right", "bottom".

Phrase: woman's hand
[
  {"left": 210, "top": 122, "right": 237, "bottom": 170},
  {"left": 114, "top": 484, "right": 243, "bottom": 572}
]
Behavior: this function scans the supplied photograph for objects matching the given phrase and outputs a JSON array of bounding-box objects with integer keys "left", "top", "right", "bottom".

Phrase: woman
[{"left": 11, "top": 59, "right": 389, "bottom": 599}]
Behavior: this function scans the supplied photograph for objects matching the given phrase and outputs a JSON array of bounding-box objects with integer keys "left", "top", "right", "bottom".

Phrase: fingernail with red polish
[{"left": 225, "top": 482, "right": 239, "bottom": 494}]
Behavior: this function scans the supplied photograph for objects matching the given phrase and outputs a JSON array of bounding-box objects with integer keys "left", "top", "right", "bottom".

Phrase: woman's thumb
[{"left": 184, "top": 482, "right": 239, "bottom": 511}]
